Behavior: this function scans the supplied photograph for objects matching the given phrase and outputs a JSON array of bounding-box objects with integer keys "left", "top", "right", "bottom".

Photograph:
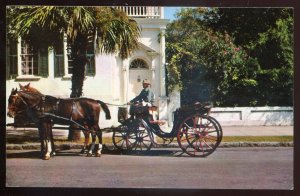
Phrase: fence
[{"left": 210, "top": 106, "right": 293, "bottom": 126}]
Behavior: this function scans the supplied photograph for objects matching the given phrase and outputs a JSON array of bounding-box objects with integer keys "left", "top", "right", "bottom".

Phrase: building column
[
  {"left": 17, "top": 37, "right": 22, "bottom": 76},
  {"left": 48, "top": 49, "right": 54, "bottom": 78},
  {"left": 123, "top": 59, "right": 129, "bottom": 103},
  {"left": 159, "top": 27, "right": 167, "bottom": 97},
  {"left": 158, "top": 27, "right": 168, "bottom": 121},
  {"left": 63, "top": 33, "right": 69, "bottom": 77}
]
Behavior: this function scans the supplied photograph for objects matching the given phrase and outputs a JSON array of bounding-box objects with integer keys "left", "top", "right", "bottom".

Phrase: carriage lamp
[{"left": 137, "top": 75, "right": 141, "bottom": 82}]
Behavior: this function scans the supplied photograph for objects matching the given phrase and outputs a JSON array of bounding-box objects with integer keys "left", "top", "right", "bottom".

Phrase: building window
[
  {"left": 66, "top": 41, "right": 73, "bottom": 75},
  {"left": 85, "top": 42, "right": 95, "bottom": 76},
  {"left": 130, "top": 58, "right": 149, "bottom": 69},
  {"left": 6, "top": 36, "right": 95, "bottom": 79},
  {"left": 6, "top": 38, "right": 18, "bottom": 79},
  {"left": 66, "top": 37, "right": 95, "bottom": 77},
  {"left": 54, "top": 40, "right": 65, "bottom": 77},
  {"left": 20, "top": 40, "right": 38, "bottom": 75},
  {"left": 6, "top": 38, "right": 48, "bottom": 79}
]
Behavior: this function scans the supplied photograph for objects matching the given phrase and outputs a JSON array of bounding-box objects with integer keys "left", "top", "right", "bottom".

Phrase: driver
[
  {"left": 128, "top": 79, "right": 154, "bottom": 106},
  {"left": 127, "top": 79, "right": 155, "bottom": 119}
]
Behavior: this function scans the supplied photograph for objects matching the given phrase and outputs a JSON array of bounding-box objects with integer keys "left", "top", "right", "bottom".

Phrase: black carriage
[{"left": 111, "top": 102, "right": 222, "bottom": 157}]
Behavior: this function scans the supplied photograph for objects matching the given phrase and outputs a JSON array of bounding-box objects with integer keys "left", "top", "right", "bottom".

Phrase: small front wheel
[
  {"left": 177, "top": 114, "right": 222, "bottom": 157},
  {"left": 112, "top": 129, "right": 128, "bottom": 150},
  {"left": 127, "top": 120, "right": 154, "bottom": 154}
]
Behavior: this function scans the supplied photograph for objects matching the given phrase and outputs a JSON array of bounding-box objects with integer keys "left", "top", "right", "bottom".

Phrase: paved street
[{"left": 6, "top": 147, "right": 293, "bottom": 189}]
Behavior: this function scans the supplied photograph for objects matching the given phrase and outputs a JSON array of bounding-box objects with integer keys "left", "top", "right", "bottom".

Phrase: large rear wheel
[
  {"left": 207, "top": 115, "right": 223, "bottom": 144},
  {"left": 177, "top": 114, "right": 222, "bottom": 157}
]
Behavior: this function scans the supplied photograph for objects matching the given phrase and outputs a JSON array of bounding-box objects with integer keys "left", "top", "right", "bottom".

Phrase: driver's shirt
[{"left": 130, "top": 87, "right": 154, "bottom": 105}]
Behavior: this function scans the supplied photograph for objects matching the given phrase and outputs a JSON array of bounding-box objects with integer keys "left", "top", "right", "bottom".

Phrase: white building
[{"left": 6, "top": 6, "right": 181, "bottom": 127}]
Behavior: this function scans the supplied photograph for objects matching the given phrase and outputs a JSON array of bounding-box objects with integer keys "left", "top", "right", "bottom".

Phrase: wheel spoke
[
  {"left": 126, "top": 120, "right": 153, "bottom": 153},
  {"left": 202, "top": 139, "right": 214, "bottom": 149},
  {"left": 113, "top": 131, "right": 128, "bottom": 150}
]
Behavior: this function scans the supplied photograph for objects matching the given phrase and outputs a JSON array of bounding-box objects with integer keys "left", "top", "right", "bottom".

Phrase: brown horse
[
  {"left": 18, "top": 83, "right": 58, "bottom": 155},
  {"left": 19, "top": 83, "right": 93, "bottom": 154},
  {"left": 7, "top": 88, "right": 111, "bottom": 160},
  {"left": 19, "top": 83, "right": 42, "bottom": 94}
]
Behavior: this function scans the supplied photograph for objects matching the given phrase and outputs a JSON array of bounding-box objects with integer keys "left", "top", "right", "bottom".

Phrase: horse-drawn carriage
[
  {"left": 111, "top": 102, "right": 222, "bottom": 157},
  {"left": 7, "top": 85, "right": 222, "bottom": 159}
]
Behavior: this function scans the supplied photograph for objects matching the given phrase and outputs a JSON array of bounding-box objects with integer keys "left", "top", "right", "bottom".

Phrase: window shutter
[
  {"left": 6, "top": 39, "right": 18, "bottom": 79},
  {"left": 38, "top": 47, "right": 49, "bottom": 77},
  {"left": 85, "top": 54, "right": 95, "bottom": 76}
]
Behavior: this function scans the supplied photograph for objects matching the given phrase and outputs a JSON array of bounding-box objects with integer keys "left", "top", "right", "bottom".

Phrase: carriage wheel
[
  {"left": 177, "top": 114, "right": 221, "bottom": 157},
  {"left": 127, "top": 120, "right": 153, "bottom": 154},
  {"left": 112, "top": 128, "right": 128, "bottom": 150},
  {"left": 207, "top": 116, "right": 223, "bottom": 144}
]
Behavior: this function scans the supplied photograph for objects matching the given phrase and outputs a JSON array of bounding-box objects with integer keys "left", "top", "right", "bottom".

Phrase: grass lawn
[{"left": 221, "top": 136, "right": 293, "bottom": 143}]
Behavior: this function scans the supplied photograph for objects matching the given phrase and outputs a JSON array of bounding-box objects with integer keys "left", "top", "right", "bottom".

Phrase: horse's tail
[{"left": 97, "top": 100, "right": 111, "bottom": 120}]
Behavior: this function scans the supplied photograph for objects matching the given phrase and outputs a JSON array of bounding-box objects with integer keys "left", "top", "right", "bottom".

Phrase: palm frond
[{"left": 95, "top": 7, "right": 141, "bottom": 59}]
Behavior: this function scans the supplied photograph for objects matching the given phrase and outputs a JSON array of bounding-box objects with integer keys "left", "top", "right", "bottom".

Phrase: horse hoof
[
  {"left": 51, "top": 152, "right": 56, "bottom": 157},
  {"left": 95, "top": 153, "right": 101, "bottom": 157},
  {"left": 43, "top": 156, "right": 50, "bottom": 160}
]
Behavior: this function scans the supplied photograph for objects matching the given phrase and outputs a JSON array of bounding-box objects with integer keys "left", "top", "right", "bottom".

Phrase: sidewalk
[
  {"left": 222, "top": 125, "right": 293, "bottom": 136},
  {"left": 6, "top": 126, "right": 294, "bottom": 150}
]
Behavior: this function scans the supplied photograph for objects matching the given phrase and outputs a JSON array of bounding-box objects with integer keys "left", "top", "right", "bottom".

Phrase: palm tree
[{"left": 7, "top": 6, "right": 140, "bottom": 140}]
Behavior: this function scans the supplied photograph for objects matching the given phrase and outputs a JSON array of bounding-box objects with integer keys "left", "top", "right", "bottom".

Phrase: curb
[{"left": 6, "top": 142, "right": 294, "bottom": 151}]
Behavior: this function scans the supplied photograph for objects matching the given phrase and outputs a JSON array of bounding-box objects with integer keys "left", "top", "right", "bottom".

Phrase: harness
[{"left": 10, "top": 92, "right": 88, "bottom": 131}]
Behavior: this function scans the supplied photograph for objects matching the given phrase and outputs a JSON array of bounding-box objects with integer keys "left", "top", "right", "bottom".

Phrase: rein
[{"left": 105, "top": 103, "right": 128, "bottom": 107}]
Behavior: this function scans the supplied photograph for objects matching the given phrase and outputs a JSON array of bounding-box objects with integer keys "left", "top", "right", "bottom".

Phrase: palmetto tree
[
  {"left": 7, "top": 6, "right": 140, "bottom": 140},
  {"left": 7, "top": 6, "right": 140, "bottom": 98}
]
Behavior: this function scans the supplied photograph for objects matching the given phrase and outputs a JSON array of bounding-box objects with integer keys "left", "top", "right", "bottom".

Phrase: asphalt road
[{"left": 6, "top": 147, "right": 293, "bottom": 189}]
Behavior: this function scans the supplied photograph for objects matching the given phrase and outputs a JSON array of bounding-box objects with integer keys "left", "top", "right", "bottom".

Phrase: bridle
[
  {"left": 8, "top": 93, "right": 28, "bottom": 114},
  {"left": 8, "top": 91, "right": 42, "bottom": 116}
]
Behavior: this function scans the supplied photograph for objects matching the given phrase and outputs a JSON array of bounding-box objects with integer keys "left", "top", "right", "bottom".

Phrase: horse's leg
[
  {"left": 87, "top": 131, "right": 96, "bottom": 157},
  {"left": 95, "top": 125, "right": 102, "bottom": 157},
  {"left": 38, "top": 124, "right": 46, "bottom": 158},
  {"left": 39, "top": 119, "right": 52, "bottom": 160},
  {"left": 80, "top": 129, "right": 90, "bottom": 154},
  {"left": 44, "top": 119, "right": 53, "bottom": 160},
  {"left": 50, "top": 126, "right": 56, "bottom": 156}
]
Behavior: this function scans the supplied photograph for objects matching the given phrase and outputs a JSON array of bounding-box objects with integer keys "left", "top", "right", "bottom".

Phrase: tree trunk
[
  {"left": 68, "top": 33, "right": 88, "bottom": 141},
  {"left": 67, "top": 127, "right": 81, "bottom": 141}
]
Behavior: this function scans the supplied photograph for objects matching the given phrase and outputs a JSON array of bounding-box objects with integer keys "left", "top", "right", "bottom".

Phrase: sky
[{"left": 164, "top": 7, "right": 181, "bottom": 20}]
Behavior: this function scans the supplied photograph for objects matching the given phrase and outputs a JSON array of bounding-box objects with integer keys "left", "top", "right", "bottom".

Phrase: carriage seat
[{"left": 179, "top": 101, "right": 213, "bottom": 115}]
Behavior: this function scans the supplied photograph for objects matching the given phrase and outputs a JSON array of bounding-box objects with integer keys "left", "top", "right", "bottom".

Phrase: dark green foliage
[{"left": 166, "top": 8, "right": 293, "bottom": 106}]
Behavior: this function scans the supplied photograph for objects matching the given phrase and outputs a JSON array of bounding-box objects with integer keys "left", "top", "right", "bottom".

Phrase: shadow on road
[
  {"left": 6, "top": 147, "right": 186, "bottom": 159},
  {"left": 6, "top": 151, "right": 42, "bottom": 159}
]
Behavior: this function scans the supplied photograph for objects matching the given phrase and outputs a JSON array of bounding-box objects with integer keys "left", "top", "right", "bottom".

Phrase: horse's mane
[
  {"left": 19, "top": 91, "right": 61, "bottom": 101},
  {"left": 18, "top": 90, "right": 43, "bottom": 100}
]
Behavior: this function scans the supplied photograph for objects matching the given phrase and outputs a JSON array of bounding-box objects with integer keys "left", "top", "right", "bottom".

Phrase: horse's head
[
  {"left": 7, "top": 88, "right": 41, "bottom": 118},
  {"left": 19, "top": 83, "right": 42, "bottom": 94},
  {"left": 7, "top": 88, "right": 23, "bottom": 118}
]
